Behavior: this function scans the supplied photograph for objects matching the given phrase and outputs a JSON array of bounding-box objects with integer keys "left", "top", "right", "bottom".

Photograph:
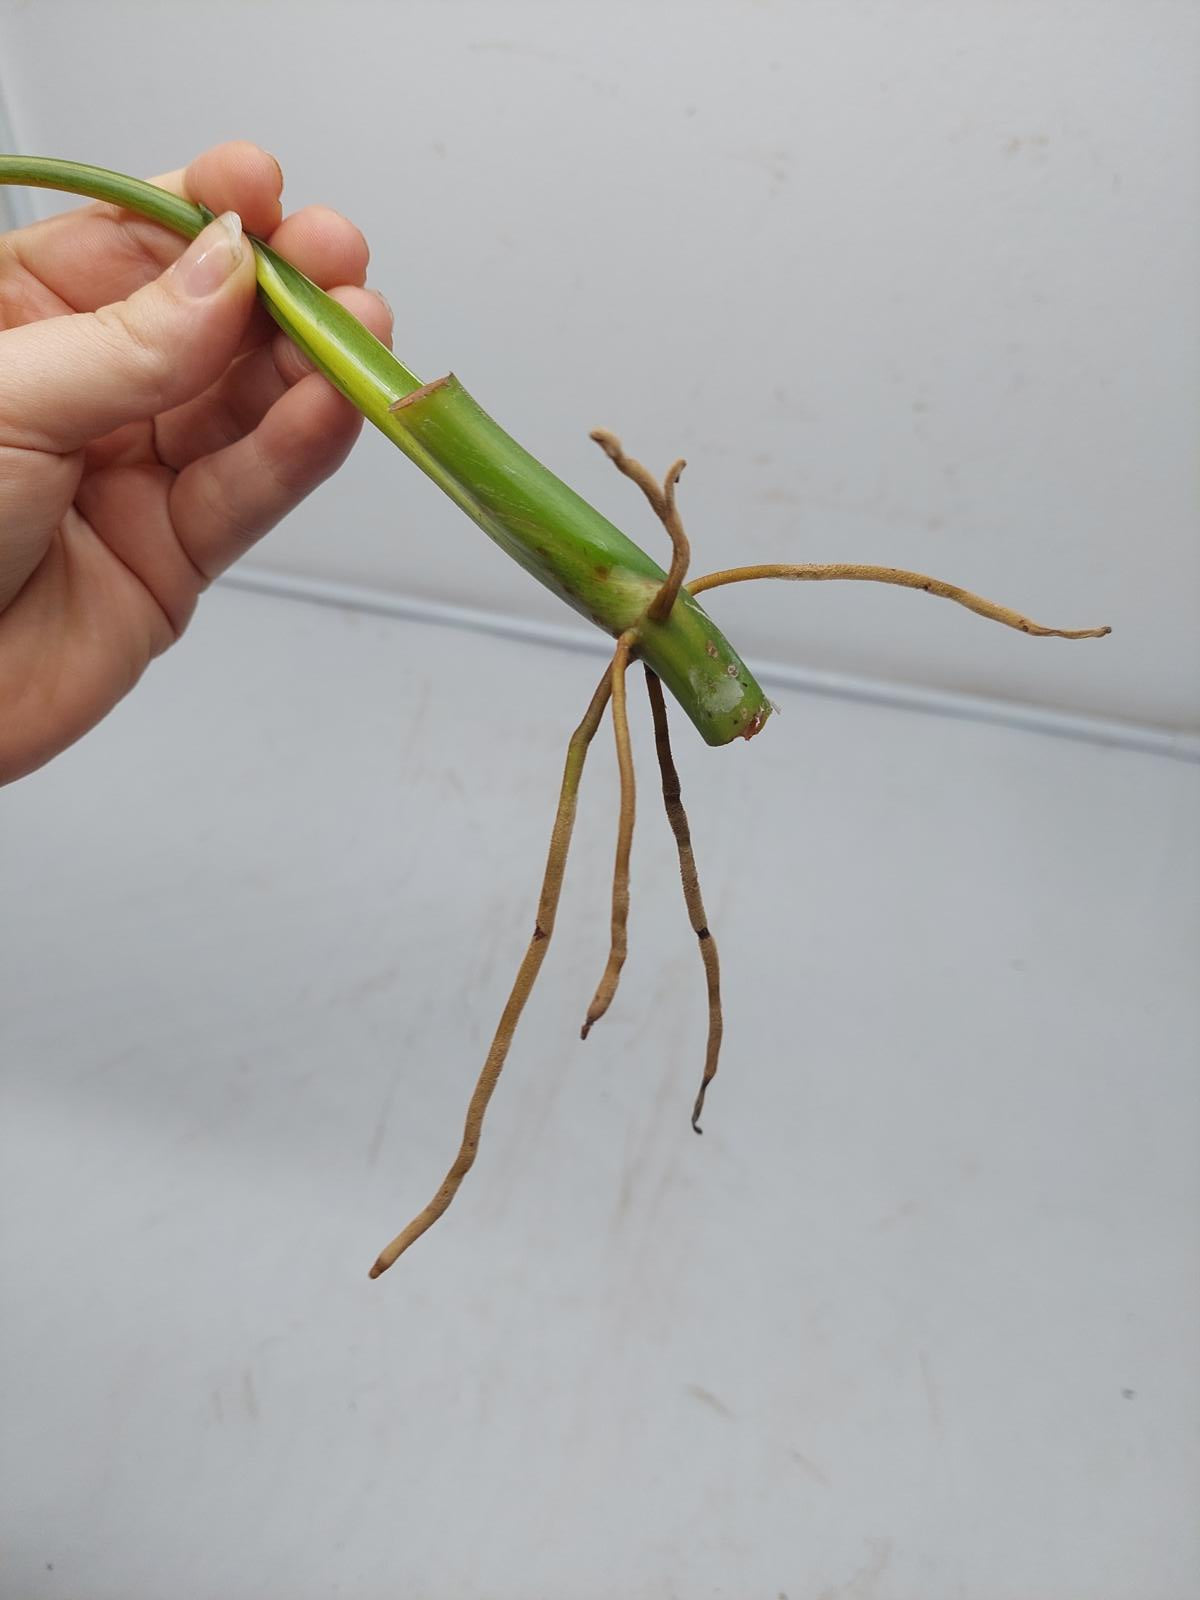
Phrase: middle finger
[{"left": 153, "top": 282, "right": 392, "bottom": 470}]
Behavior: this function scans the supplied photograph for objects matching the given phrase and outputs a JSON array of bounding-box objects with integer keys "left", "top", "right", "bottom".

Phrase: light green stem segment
[{"left": 0, "top": 155, "right": 771, "bottom": 746}]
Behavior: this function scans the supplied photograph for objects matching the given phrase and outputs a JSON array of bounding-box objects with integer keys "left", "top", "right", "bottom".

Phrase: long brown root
[
  {"left": 368, "top": 667, "right": 614, "bottom": 1278},
  {"left": 645, "top": 669, "right": 723, "bottom": 1131},
  {"left": 581, "top": 632, "right": 637, "bottom": 1039},
  {"left": 688, "top": 563, "right": 1111, "bottom": 639}
]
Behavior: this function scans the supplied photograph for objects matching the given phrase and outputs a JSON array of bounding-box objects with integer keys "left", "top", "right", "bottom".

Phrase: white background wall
[
  {"left": 1, "top": 0, "right": 1196, "bottom": 730},
  {"left": 4, "top": 587, "right": 1198, "bottom": 1599},
  {"left": 2, "top": 6, "right": 1198, "bottom": 1598}
]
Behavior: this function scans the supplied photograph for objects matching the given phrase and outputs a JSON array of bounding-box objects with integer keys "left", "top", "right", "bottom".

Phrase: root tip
[{"left": 589, "top": 428, "right": 621, "bottom": 461}]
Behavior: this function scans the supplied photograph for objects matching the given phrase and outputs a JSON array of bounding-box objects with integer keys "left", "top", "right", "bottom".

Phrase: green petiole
[{"left": 0, "top": 155, "right": 771, "bottom": 747}]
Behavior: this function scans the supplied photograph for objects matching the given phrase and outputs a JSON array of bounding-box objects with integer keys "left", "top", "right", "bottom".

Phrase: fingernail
[
  {"left": 373, "top": 288, "right": 394, "bottom": 324},
  {"left": 173, "top": 211, "right": 243, "bottom": 297}
]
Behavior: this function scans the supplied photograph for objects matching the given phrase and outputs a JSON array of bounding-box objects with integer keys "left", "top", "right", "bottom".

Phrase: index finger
[{"left": 5, "top": 141, "right": 285, "bottom": 315}]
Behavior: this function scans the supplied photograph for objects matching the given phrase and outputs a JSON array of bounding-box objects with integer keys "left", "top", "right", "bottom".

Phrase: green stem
[{"left": 0, "top": 155, "right": 771, "bottom": 747}]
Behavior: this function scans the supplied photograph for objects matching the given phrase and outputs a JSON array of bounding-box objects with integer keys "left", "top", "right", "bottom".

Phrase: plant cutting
[{"left": 0, "top": 156, "right": 1111, "bottom": 1279}]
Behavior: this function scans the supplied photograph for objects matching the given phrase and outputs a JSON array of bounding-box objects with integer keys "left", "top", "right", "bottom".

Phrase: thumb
[{"left": 0, "top": 210, "right": 257, "bottom": 457}]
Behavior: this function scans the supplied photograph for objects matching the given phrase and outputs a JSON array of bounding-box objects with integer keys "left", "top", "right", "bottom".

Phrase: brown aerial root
[
  {"left": 579, "top": 432, "right": 696, "bottom": 1040},
  {"left": 590, "top": 429, "right": 690, "bottom": 619},
  {"left": 581, "top": 431, "right": 723, "bottom": 1129},
  {"left": 368, "top": 666, "right": 613, "bottom": 1279},
  {"left": 688, "top": 563, "right": 1111, "bottom": 639},
  {"left": 580, "top": 631, "right": 637, "bottom": 1039},
  {"left": 369, "top": 435, "right": 1112, "bottom": 1277},
  {"left": 645, "top": 669, "right": 724, "bottom": 1132}
]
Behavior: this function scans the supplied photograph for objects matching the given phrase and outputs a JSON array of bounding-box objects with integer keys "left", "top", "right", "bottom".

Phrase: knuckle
[{"left": 92, "top": 299, "right": 174, "bottom": 407}]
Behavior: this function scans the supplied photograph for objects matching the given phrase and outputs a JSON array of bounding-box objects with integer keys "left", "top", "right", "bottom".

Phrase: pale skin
[{"left": 0, "top": 141, "right": 393, "bottom": 784}]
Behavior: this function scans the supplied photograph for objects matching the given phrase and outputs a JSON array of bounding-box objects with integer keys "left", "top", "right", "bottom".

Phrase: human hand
[{"left": 0, "top": 142, "right": 392, "bottom": 783}]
